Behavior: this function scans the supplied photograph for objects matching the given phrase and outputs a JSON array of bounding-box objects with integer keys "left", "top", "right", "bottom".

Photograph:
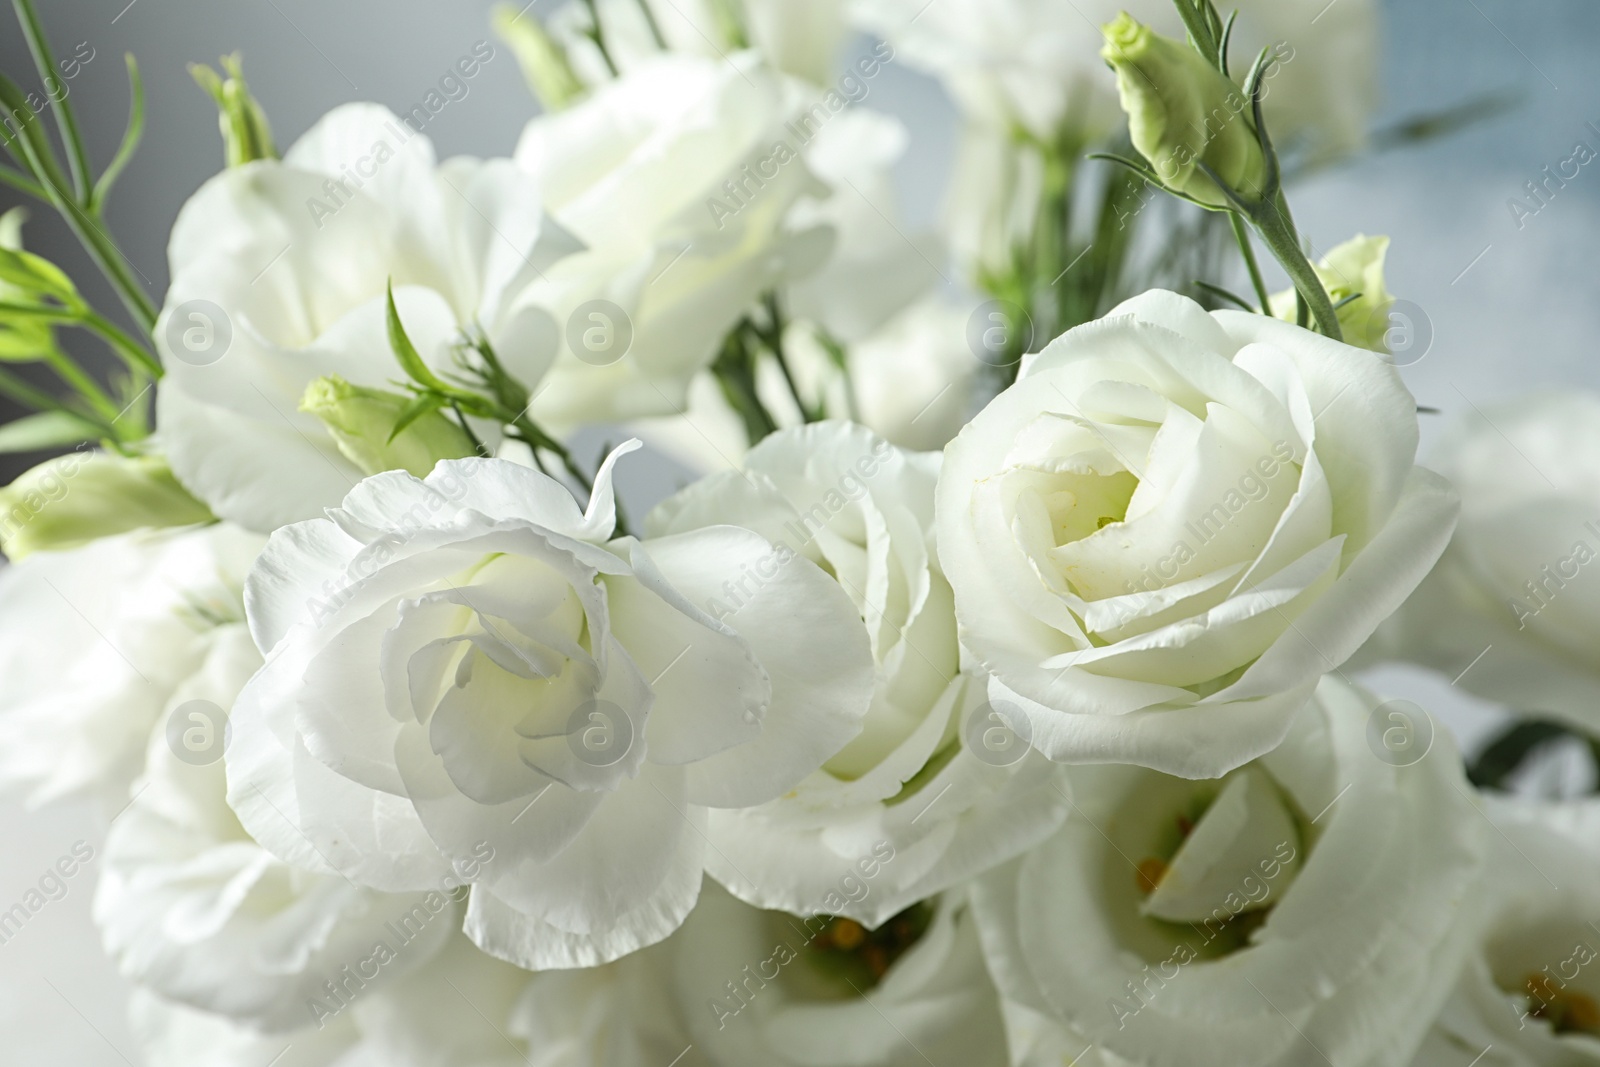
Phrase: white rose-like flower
[
  {"left": 649, "top": 422, "right": 1071, "bottom": 923},
  {"left": 515, "top": 52, "right": 833, "bottom": 429},
  {"left": 935, "top": 290, "right": 1458, "bottom": 778},
  {"left": 0, "top": 523, "right": 260, "bottom": 807},
  {"left": 973, "top": 676, "right": 1485, "bottom": 1067},
  {"left": 157, "top": 103, "right": 579, "bottom": 532},
  {"left": 654, "top": 881, "right": 1007, "bottom": 1067},
  {"left": 512, "top": 880, "right": 1005, "bottom": 1067},
  {"left": 1365, "top": 392, "right": 1600, "bottom": 734},
  {"left": 228, "top": 444, "right": 874, "bottom": 970},
  {"left": 1412, "top": 796, "right": 1600, "bottom": 1067},
  {"left": 851, "top": 0, "right": 1376, "bottom": 155},
  {"left": 95, "top": 625, "right": 460, "bottom": 1033}
]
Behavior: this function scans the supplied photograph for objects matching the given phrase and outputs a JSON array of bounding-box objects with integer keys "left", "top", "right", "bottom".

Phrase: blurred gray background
[{"left": 0, "top": 0, "right": 1596, "bottom": 1061}]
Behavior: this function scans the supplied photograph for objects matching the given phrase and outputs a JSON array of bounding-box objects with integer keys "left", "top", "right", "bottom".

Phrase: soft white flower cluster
[{"left": 0, "top": 2, "right": 1593, "bottom": 1066}]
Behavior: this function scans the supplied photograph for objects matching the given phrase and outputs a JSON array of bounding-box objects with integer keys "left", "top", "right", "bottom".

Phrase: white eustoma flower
[
  {"left": 655, "top": 881, "right": 1007, "bottom": 1066},
  {"left": 851, "top": 0, "right": 1376, "bottom": 156},
  {"left": 511, "top": 879, "right": 1005, "bottom": 1066},
  {"left": 935, "top": 290, "right": 1457, "bottom": 778},
  {"left": 514, "top": 52, "right": 833, "bottom": 429},
  {"left": 156, "top": 103, "right": 579, "bottom": 532},
  {"left": 95, "top": 625, "right": 460, "bottom": 1033},
  {"left": 1365, "top": 391, "right": 1600, "bottom": 734},
  {"left": 227, "top": 445, "right": 874, "bottom": 970},
  {"left": 0, "top": 523, "right": 260, "bottom": 807},
  {"left": 973, "top": 676, "right": 1485, "bottom": 1067},
  {"left": 650, "top": 422, "right": 1070, "bottom": 923},
  {"left": 1410, "top": 795, "right": 1600, "bottom": 1067}
]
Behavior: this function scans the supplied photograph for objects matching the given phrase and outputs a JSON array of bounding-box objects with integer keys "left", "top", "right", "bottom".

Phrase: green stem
[
  {"left": 0, "top": 162, "right": 47, "bottom": 200},
  {"left": 0, "top": 78, "right": 158, "bottom": 334},
  {"left": 0, "top": 363, "right": 78, "bottom": 415},
  {"left": 1247, "top": 198, "right": 1341, "bottom": 342},
  {"left": 1228, "top": 213, "right": 1271, "bottom": 313},
  {"left": 84, "top": 309, "right": 161, "bottom": 376},
  {"left": 634, "top": 0, "right": 667, "bottom": 48},
  {"left": 581, "top": 0, "right": 620, "bottom": 76},
  {"left": 12, "top": 0, "right": 91, "bottom": 203},
  {"left": 711, "top": 328, "right": 779, "bottom": 446},
  {"left": 44, "top": 350, "right": 119, "bottom": 422}
]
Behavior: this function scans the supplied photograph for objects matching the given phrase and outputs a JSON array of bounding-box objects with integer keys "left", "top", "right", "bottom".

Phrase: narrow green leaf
[
  {"left": 386, "top": 281, "right": 457, "bottom": 396},
  {"left": 0, "top": 409, "right": 98, "bottom": 452},
  {"left": 93, "top": 54, "right": 145, "bottom": 209}
]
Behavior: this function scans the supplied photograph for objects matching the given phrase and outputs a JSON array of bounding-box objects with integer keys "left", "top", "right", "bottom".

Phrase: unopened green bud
[
  {"left": 1271, "top": 235, "right": 1394, "bottom": 351},
  {"left": 1101, "top": 15, "right": 1266, "bottom": 208},
  {"left": 493, "top": 4, "right": 586, "bottom": 110},
  {"left": 0, "top": 452, "right": 212, "bottom": 559},
  {"left": 190, "top": 54, "right": 276, "bottom": 167},
  {"left": 300, "top": 376, "right": 476, "bottom": 479}
]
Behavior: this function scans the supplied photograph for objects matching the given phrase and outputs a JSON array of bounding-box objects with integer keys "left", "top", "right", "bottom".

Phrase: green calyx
[{"left": 300, "top": 374, "right": 477, "bottom": 479}]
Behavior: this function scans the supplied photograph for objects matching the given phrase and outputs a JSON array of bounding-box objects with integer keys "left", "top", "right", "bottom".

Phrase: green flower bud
[
  {"left": 190, "top": 54, "right": 275, "bottom": 167},
  {"left": 493, "top": 4, "right": 586, "bottom": 111},
  {"left": 300, "top": 376, "right": 477, "bottom": 479},
  {"left": 0, "top": 452, "right": 212, "bottom": 560},
  {"left": 1101, "top": 14, "right": 1266, "bottom": 208},
  {"left": 1270, "top": 235, "right": 1394, "bottom": 352}
]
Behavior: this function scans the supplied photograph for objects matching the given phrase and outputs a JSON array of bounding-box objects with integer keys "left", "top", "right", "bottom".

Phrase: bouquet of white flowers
[{"left": 0, "top": 1, "right": 1590, "bottom": 1065}]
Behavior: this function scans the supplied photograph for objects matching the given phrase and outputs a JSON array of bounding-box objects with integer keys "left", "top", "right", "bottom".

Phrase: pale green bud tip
[
  {"left": 1099, "top": 12, "right": 1147, "bottom": 61},
  {"left": 300, "top": 375, "right": 476, "bottom": 480},
  {"left": 191, "top": 53, "right": 276, "bottom": 167},
  {"left": 493, "top": 4, "right": 586, "bottom": 111},
  {"left": 1100, "top": 15, "right": 1266, "bottom": 209},
  {"left": 0, "top": 452, "right": 212, "bottom": 560}
]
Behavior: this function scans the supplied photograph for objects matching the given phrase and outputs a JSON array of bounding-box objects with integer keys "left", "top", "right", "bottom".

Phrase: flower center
[
  {"left": 1523, "top": 973, "right": 1600, "bottom": 1036},
  {"left": 801, "top": 900, "right": 936, "bottom": 994},
  {"left": 1135, "top": 767, "right": 1303, "bottom": 954}
]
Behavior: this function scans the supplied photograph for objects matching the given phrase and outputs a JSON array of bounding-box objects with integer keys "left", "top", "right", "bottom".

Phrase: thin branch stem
[
  {"left": 12, "top": 0, "right": 92, "bottom": 203},
  {"left": 1228, "top": 213, "right": 1271, "bottom": 313}
]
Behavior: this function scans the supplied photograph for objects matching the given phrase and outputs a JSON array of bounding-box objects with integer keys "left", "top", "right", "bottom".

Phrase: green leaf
[
  {"left": 0, "top": 246, "right": 78, "bottom": 303},
  {"left": 1467, "top": 718, "right": 1580, "bottom": 790},
  {"left": 0, "top": 410, "right": 99, "bottom": 452},
  {"left": 386, "top": 281, "right": 459, "bottom": 397},
  {"left": 93, "top": 54, "right": 145, "bottom": 209}
]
